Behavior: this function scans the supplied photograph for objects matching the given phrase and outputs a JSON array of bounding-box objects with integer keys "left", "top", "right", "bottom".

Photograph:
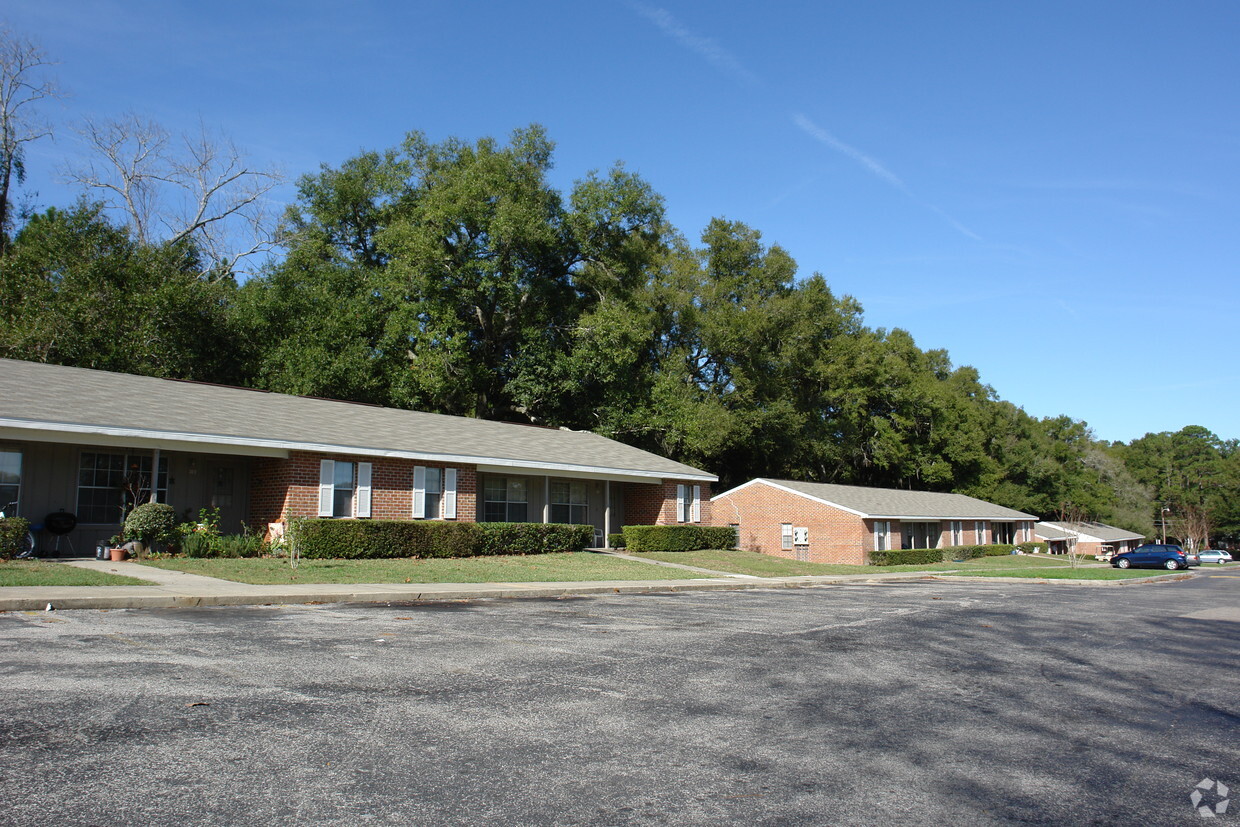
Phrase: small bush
[
  {"left": 125, "top": 502, "right": 178, "bottom": 548},
  {"left": 181, "top": 532, "right": 216, "bottom": 558},
  {"left": 476, "top": 522, "right": 593, "bottom": 556},
  {"left": 0, "top": 517, "right": 31, "bottom": 560},
  {"left": 868, "top": 548, "right": 943, "bottom": 566},
  {"left": 868, "top": 544, "right": 1019, "bottom": 566},
  {"left": 608, "top": 533, "right": 626, "bottom": 549},
  {"left": 621, "top": 525, "right": 737, "bottom": 552},
  {"left": 1017, "top": 541, "right": 1047, "bottom": 554}
]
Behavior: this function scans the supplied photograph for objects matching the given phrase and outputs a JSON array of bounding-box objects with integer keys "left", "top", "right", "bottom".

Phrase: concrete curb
[{"left": 0, "top": 565, "right": 1199, "bottom": 612}]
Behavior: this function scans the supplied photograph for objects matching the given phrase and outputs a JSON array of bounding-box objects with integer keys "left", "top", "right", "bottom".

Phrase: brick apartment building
[
  {"left": 0, "top": 359, "right": 714, "bottom": 554},
  {"left": 1035, "top": 521, "right": 1143, "bottom": 557},
  {"left": 713, "top": 478, "right": 1038, "bottom": 565}
]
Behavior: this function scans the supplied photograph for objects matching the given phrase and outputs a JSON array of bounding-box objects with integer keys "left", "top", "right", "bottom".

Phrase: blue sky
[{"left": 6, "top": 1, "right": 1238, "bottom": 444}]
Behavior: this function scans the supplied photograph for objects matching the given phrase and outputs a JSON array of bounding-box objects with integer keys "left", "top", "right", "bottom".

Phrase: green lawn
[
  {"left": 626, "top": 549, "right": 1089, "bottom": 577},
  {"left": 0, "top": 560, "right": 152, "bottom": 587},
  {"left": 947, "top": 566, "right": 1164, "bottom": 580},
  {"left": 141, "top": 552, "right": 719, "bottom": 585}
]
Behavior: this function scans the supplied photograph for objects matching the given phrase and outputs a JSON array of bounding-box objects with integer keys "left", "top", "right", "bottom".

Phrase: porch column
[
  {"left": 543, "top": 476, "right": 550, "bottom": 523},
  {"left": 150, "top": 448, "right": 161, "bottom": 503},
  {"left": 604, "top": 481, "right": 610, "bottom": 549}
]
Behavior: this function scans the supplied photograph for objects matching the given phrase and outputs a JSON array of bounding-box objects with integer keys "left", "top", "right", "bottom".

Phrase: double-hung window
[
  {"left": 413, "top": 466, "right": 457, "bottom": 519},
  {"left": 78, "top": 452, "right": 169, "bottom": 524},
  {"left": 901, "top": 522, "right": 939, "bottom": 550},
  {"left": 992, "top": 522, "right": 1015, "bottom": 544},
  {"left": 781, "top": 523, "right": 794, "bottom": 551},
  {"left": 0, "top": 449, "right": 21, "bottom": 512},
  {"left": 874, "top": 520, "right": 891, "bottom": 551},
  {"left": 949, "top": 521, "right": 964, "bottom": 546},
  {"left": 318, "top": 459, "right": 372, "bottom": 518},
  {"left": 484, "top": 477, "right": 528, "bottom": 523},
  {"left": 550, "top": 481, "right": 589, "bottom": 525},
  {"left": 676, "top": 484, "right": 701, "bottom": 523},
  {"left": 975, "top": 521, "right": 987, "bottom": 544}
]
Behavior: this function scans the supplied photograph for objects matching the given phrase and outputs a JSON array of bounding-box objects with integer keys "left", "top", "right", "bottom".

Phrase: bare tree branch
[
  {"left": 0, "top": 27, "right": 61, "bottom": 253},
  {"left": 62, "top": 114, "right": 285, "bottom": 276}
]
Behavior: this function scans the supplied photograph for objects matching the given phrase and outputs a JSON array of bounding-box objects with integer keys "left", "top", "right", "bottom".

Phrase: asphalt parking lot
[{"left": 2, "top": 571, "right": 1238, "bottom": 826}]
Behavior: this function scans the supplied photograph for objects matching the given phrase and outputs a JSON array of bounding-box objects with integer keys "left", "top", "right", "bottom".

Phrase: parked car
[
  {"left": 1197, "top": 549, "right": 1234, "bottom": 565},
  {"left": 1111, "top": 544, "right": 1199, "bottom": 570}
]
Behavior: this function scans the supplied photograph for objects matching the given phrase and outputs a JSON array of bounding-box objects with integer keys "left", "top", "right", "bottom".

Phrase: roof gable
[{"left": 716, "top": 478, "right": 1038, "bottom": 520}]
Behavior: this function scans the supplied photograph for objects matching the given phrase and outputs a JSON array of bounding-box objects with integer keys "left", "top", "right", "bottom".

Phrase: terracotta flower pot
[{"left": 109, "top": 548, "right": 128, "bottom": 562}]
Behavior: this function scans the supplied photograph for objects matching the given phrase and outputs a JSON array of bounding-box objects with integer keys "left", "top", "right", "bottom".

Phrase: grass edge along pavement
[
  {"left": 0, "top": 560, "right": 153, "bottom": 587},
  {"left": 627, "top": 549, "right": 1103, "bottom": 577},
  {"left": 138, "top": 551, "right": 722, "bottom": 585}
]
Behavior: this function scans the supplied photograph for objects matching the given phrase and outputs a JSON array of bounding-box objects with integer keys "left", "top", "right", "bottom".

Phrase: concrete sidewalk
[{"left": 0, "top": 558, "right": 1191, "bottom": 611}]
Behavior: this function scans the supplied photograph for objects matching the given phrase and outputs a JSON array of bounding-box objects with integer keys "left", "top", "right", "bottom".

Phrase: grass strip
[
  {"left": 0, "top": 560, "right": 152, "bottom": 587},
  {"left": 141, "top": 552, "right": 719, "bottom": 585},
  {"left": 945, "top": 567, "right": 1162, "bottom": 580},
  {"left": 627, "top": 549, "right": 1090, "bottom": 577}
]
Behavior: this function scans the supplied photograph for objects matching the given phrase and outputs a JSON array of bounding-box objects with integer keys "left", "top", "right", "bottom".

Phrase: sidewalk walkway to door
[{"left": 0, "top": 555, "right": 1191, "bottom": 611}]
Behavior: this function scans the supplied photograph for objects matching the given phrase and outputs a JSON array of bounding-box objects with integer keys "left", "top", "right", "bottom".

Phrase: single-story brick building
[
  {"left": 712, "top": 478, "right": 1038, "bottom": 565},
  {"left": 1035, "top": 521, "right": 1143, "bottom": 558},
  {"left": 0, "top": 359, "right": 714, "bottom": 554}
]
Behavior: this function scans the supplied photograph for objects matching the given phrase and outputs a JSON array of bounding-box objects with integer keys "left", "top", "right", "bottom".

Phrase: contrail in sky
[
  {"left": 631, "top": 5, "right": 981, "bottom": 241},
  {"left": 628, "top": 3, "right": 761, "bottom": 88}
]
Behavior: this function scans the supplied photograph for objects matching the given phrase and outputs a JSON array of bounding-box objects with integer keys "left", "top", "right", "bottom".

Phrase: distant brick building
[
  {"left": 1035, "top": 521, "right": 1143, "bottom": 558},
  {"left": 712, "top": 478, "right": 1038, "bottom": 565}
]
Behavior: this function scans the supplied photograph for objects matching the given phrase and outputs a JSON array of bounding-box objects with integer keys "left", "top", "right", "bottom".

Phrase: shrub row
[
  {"left": 0, "top": 517, "right": 31, "bottom": 560},
  {"left": 620, "top": 525, "right": 737, "bottom": 552},
  {"left": 288, "top": 519, "right": 593, "bottom": 560},
  {"left": 868, "top": 543, "right": 1021, "bottom": 566}
]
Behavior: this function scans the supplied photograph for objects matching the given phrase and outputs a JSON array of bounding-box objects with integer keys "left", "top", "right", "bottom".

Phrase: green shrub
[
  {"left": 868, "top": 544, "right": 1019, "bottom": 566},
  {"left": 476, "top": 522, "right": 593, "bottom": 556},
  {"left": 868, "top": 548, "right": 943, "bottom": 566},
  {"left": 288, "top": 519, "right": 593, "bottom": 560},
  {"left": 181, "top": 532, "right": 216, "bottom": 558},
  {"left": 621, "top": 525, "right": 737, "bottom": 552},
  {"left": 124, "top": 502, "right": 178, "bottom": 549},
  {"left": 0, "top": 516, "right": 31, "bottom": 560},
  {"left": 608, "top": 533, "right": 626, "bottom": 549},
  {"left": 1017, "top": 541, "right": 1047, "bottom": 554}
]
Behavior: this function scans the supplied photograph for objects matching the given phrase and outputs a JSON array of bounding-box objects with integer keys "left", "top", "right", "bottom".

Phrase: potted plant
[{"left": 107, "top": 534, "right": 127, "bottom": 562}]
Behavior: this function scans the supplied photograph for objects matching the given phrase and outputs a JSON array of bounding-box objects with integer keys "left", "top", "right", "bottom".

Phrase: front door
[{"left": 200, "top": 460, "right": 247, "bottom": 534}]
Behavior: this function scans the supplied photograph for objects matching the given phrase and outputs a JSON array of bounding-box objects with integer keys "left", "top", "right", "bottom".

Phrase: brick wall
[
  {"left": 249, "top": 451, "right": 478, "bottom": 529},
  {"left": 621, "top": 479, "right": 713, "bottom": 527},
  {"left": 712, "top": 481, "right": 869, "bottom": 564}
]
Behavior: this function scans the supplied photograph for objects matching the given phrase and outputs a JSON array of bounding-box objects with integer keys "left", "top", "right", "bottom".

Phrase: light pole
[{"left": 1160, "top": 506, "right": 1171, "bottom": 544}]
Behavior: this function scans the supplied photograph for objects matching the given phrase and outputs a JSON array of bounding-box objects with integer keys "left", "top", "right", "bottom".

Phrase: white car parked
[{"left": 1197, "top": 549, "right": 1234, "bottom": 565}]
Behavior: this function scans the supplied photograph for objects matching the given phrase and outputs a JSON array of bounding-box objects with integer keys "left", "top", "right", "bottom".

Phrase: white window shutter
[
  {"left": 412, "top": 466, "right": 426, "bottom": 519},
  {"left": 676, "top": 484, "right": 686, "bottom": 523},
  {"left": 691, "top": 485, "right": 701, "bottom": 523},
  {"left": 443, "top": 468, "right": 457, "bottom": 519},
  {"left": 318, "top": 460, "right": 334, "bottom": 517},
  {"left": 356, "top": 462, "right": 372, "bottom": 518}
]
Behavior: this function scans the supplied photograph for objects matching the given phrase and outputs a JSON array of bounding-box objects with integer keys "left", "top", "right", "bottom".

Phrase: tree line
[{"left": 0, "top": 28, "right": 1235, "bottom": 545}]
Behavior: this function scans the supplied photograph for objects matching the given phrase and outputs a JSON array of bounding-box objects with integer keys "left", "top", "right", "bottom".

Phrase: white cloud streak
[
  {"left": 791, "top": 113, "right": 906, "bottom": 191},
  {"left": 628, "top": 3, "right": 761, "bottom": 88}
]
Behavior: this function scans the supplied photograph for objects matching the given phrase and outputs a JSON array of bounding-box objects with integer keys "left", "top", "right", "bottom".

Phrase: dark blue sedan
[{"left": 1111, "top": 544, "right": 1198, "bottom": 571}]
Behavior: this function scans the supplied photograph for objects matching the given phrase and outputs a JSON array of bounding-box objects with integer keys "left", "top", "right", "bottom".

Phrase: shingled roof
[
  {"left": 1035, "top": 521, "right": 1143, "bottom": 543},
  {"left": 718, "top": 478, "right": 1037, "bottom": 520},
  {"left": 0, "top": 359, "right": 714, "bottom": 482}
]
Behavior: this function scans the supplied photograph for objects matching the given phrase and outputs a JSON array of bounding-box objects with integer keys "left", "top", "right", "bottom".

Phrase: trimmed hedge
[
  {"left": 477, "top": 522, "right": 593, "bottom": 556},
  {"left": 608, "top": 533, "right": 626, "bottom": 549},
  {"left": 868, "top": 544, "right": 1020, "bottom": 566},
  {"left": 288, "top": 519, "right": 591, "bottom": 560},
  {"left": 1017, "top": 541, "right": 1047, "bottom": 554},
  {"left": 621, "top": 525, "right": 737, "bottom": 552},
  {"left": 0, "top": 516, "right": 31, "bottom": 560}
]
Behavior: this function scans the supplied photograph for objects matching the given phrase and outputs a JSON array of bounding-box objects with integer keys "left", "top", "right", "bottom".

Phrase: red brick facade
[
  {"left": 250, "top": 452, "right": 478, "bottom": 530},
  {"left": 622, "top": 480, "right": 713, "bottom": 526},
  {"left": 250, "top": 451, "right": 704, "bottom": 539},
  {"left": 712, "top": 481, "right": 1036, "bottom": 565}
]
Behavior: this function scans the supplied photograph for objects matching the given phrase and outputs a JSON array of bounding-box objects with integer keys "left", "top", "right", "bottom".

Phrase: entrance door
[{"left": 201, "top": 460, "right": 247, "bottom": 533}]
